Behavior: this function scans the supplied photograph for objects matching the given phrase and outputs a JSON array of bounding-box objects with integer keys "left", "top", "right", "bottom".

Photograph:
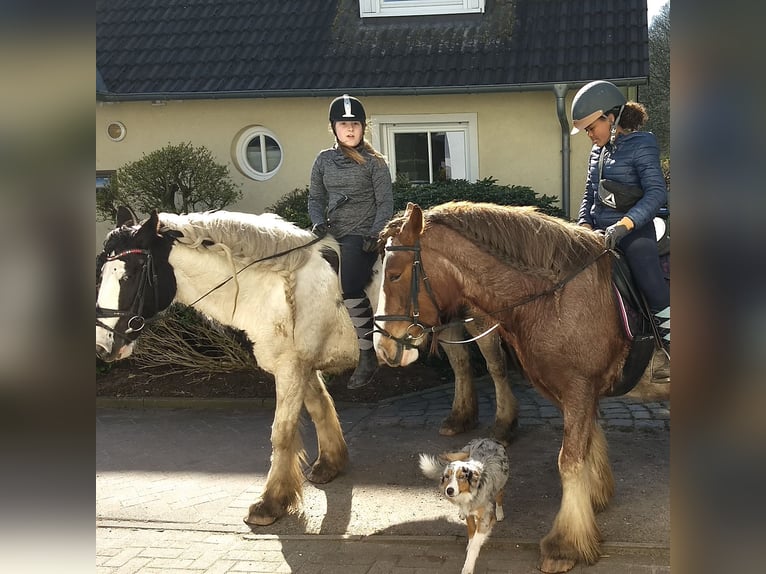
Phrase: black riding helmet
[{"left": 329, "top": 94, "right": 366, "bottom": 124}]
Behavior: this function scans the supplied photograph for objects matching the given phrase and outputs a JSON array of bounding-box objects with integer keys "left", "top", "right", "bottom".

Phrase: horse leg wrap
[{"left": 343, "top": 296, "right": 378, "bottom": 389}]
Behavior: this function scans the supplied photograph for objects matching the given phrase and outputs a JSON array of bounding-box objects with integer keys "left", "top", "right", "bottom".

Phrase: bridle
[
  {"left": 96, "top": 248, "right": 160, "bottom": 344},
  {"left": 374, "top": 235, "right": 611, "bottom": 362},
  {"left": 96, "top": 233, "right": 325, "bottom": 345},
  {"left": 373, "top": 240, "right": 445, "bottom": 361}
]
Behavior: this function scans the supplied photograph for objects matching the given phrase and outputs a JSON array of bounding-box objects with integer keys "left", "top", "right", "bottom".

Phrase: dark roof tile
[{"left": 97, "top": 0, "right": 649, "bottom": 98}]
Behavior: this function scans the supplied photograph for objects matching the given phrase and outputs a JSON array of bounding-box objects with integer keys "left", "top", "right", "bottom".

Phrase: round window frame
[
  {"left": 106, "top": 121, "right": 126, "bottom": 142},
  {"left": 233, "top": 126, "right": 283, "bottom": 181}
]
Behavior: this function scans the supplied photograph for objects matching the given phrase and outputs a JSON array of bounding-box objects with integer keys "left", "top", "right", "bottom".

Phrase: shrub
[
  {"left": 268, "top": 177, "right": 566, "bottom": 224},
  {"left": 265, "top": 185, "right": 312, "bottom": 229},
  {"left": 391, "top": 176, "right": 565, "bottom": 218},
  {"left": 97, "top": 142, "right": 242, "bottom": 222}
]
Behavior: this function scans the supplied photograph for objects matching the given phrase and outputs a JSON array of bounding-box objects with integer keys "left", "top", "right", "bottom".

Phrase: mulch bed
[{"left": 96, "top": 354, "right": 459, "bottom": 404}]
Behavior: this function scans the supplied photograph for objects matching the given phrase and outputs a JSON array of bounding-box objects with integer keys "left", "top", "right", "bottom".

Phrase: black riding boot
[
  {"left": 651, "top": 306, "right": 670, "bottom": 382},
  {"left": 343, "top": 296, "right": 379, "bottom": 389}
]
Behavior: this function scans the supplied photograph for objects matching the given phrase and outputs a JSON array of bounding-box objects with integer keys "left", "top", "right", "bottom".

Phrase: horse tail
[{"left": 419, "top": 453, "right": 445, "bottom": 480}]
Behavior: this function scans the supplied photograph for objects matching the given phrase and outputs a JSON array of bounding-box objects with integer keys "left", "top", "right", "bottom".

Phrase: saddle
[{"left": 606, "top": 250, "right": 660, "bottom": 396}]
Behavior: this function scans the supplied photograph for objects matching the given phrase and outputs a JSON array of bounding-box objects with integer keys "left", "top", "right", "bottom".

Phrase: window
[
  {"left": 233, "top": 126, "right": 283, "bottom": 181},
  {"left": 360, "top": 0, "right": 484, "bottom": 18},
  {"left": 96, "top": 171, "right": 113, "bottom": 192},
  {"left": 106, "top": 121, "right": 126, "bottom": 142},
  {"left": 373, "top": 113, "right": 478, "bottom": 184}
]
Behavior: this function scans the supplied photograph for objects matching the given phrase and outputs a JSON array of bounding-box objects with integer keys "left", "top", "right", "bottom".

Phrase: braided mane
[
  {"left": 383, "top": 201, "right": 604, "bottom": 281},
  {"left": 158, "top": 211, "right": 316, "bottom": 274}
]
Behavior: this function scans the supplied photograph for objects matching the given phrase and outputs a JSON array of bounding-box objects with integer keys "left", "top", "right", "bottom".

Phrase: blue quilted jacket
[{"left": 577, "top": 131, "right": 667, "bottom": 230}]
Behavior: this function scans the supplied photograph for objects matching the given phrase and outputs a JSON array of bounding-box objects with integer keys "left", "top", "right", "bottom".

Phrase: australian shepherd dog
[{"left": 419, "top": 438, "right": 510, "bottom": 574}]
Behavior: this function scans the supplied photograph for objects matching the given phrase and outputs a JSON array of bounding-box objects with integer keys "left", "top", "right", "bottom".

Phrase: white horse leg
[
  {"left": 469, "top": 321, "right": 518, "bottom": 443},
  {"left": 244, "top": 364, "right": 308, "bottom": 527},
  {"left": 303, "top": 370, "right": 348, "bottom": 484},
  {"left": 539, "top": 390, "right": 602, "bottom": 573},
  {"left": 438, "top": 325, "right": 478, "bottom": 436}
]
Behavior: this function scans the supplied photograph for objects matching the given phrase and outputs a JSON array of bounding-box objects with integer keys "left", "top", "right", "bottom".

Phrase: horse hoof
[
  {"left": 538, "top": 556, "right": 577, "bottom": 573},
  {"left": 490, "top": 418, "right": 519, "bottom": 444},
  {"left": 307, "top": 460, "right": 341, "bottom": 484},
  {"left": 438, "top": 415, "right": 478, "bottom": 436},
  {"left": 243, "top": 500, "right": 284, "bottom": 527}
]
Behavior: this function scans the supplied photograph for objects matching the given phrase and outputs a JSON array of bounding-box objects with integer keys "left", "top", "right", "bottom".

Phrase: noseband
[
  {"left": 96, "top": 248, "right": 160, "bottom": 344},
  {"left": 374, "top": 240, "right": 442, "bottom": 360}
]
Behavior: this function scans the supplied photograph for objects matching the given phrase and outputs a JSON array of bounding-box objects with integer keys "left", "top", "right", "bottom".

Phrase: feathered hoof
[
  {"left": 537, "top": 555, "right": 577, "bottom": 574},
  {"left": 490, "top": 417, "right": 519, "bottom": 445},
  {"left": 243, "top": 499, "right": 286, "bottom": 527},
  {"left": 538, "top": 533, "right": 580, "bottom": 573},
  {"left": 307, "top": 458, "right": 343, "bottom": 484},
  {"left": 438, "top": 414, "right": 478, "bottom": 436}
]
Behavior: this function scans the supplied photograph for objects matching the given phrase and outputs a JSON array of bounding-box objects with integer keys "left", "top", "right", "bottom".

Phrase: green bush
[
  {"left": 97, "top": 142, "right": 242, "bottom": 223},
  {"left": 392, "top": 175, "right": 565, "bottom": 218},
  {"left": 265, "top": 185, "right": 312, "bottom": 229},
  {"left": 268, "top": 177, "right": 566, "bottom": 224}
]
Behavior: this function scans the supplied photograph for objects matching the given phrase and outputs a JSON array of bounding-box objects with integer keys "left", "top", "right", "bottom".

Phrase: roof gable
[{"left": 97, "top": 0, "right": 649, "bottom": 100}]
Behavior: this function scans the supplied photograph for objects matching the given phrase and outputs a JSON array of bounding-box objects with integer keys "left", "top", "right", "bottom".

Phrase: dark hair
[{"left": 609, "top": 102, "right": 648, "bottom": 131}]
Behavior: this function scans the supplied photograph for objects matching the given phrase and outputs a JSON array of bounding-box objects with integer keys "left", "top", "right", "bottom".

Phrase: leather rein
[
  {"left": 96, "top": 235, "right": 323, "bottom": 345},
  {"left": 373, "top": 238, "right": 609, "bottom": 354}
]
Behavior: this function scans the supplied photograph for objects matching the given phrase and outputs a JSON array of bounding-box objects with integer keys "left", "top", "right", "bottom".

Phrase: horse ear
[
  {"left": 135, "top": 211, "right": 161, "bottom": 245},
  {"left": 115, "top": 206, "right": 138, "bottom": 227},
  {"left": 401, "top": 202, "right": 424, "bottom": 243}
]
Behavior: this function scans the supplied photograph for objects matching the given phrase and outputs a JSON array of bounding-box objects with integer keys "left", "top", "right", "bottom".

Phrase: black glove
[
  {"left": 361, "top": 236, "right": 378, "bottom": 253},
  {"left": 311, "top": 223, "right": 327, "bottom": 238},
  {"left": 604, "top": 223, "right": 629, "bottom": 250}
]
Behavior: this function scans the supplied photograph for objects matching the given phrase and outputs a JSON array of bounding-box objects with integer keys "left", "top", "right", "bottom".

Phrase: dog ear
[{"left": 466, "top": 466, "right": 482, "bottom": 487}]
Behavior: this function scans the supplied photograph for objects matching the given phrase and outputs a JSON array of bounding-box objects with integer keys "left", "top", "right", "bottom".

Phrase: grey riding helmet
[
  {"left": 570, "top": 80, "right": 627, "bottom": 135},
  {"left": 329, "top": 94, "right": 366, "bottom": 124}
]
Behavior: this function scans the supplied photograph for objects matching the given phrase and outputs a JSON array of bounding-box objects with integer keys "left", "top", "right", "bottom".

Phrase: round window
[
  {"left": 233, "top": 126, "right": 283, "bottom": 181},
  {"left": 107, "top": 121, "right": 126, "bottom": 142}
]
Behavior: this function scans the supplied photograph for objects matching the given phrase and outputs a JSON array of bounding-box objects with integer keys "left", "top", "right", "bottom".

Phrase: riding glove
[
  {"left": 361, "top": 235, "right": 379, "bottom": 253},
  {"left": 604, "top": 222, "right": 629, "bottom": 249},
  {"left": 311, "top": 223, "right": 327, "bottom": 238}
]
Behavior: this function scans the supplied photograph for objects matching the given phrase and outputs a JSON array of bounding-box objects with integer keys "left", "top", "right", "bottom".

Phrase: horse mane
[
  {"left": 382, "top": 201, "right": 605, "bottom": 282},
  {"left": 158, "top": 211, "right": 317, "bottom": 274}
]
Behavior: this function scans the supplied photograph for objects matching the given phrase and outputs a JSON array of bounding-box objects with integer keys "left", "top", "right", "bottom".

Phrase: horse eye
[{"left": 388, "top": 272, "right": 402, "bottom": 283}]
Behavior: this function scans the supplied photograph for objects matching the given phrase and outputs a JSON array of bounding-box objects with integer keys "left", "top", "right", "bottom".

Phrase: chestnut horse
[{"left": 374, "top": 201, "right": 624, "bottom": 573}]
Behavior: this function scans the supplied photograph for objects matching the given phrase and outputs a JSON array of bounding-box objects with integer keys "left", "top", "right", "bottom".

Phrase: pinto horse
[
  {"left": 374, "top": 201, "right": 626, "bottom": 573},
  {"left": 96, "top": 208, "right": 359, "bottom": 526},
  {"left": 95, "top": 207, "right": 516, "bottom": 527}
]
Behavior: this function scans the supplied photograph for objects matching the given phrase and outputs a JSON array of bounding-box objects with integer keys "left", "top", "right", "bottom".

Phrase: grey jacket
[
  {"left": 577, "top": 131, "right": 667, "bottom": 230},
  {"left": 308, "top": 146, "right": 393, "bottom": 238}
]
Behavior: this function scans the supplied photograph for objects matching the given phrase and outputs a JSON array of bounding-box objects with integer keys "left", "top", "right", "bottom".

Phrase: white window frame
[
  {"left": 359, "top": 0, "right": 484, "bottom": 18},
  {"left": 233, "top": 125, "right": 283, "bottom": 181},
  {"left": 371, "top": 113, "right": 479, "bottom": 183}
]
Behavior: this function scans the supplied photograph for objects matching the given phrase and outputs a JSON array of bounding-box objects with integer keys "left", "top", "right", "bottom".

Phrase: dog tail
[{"left": 419, "top": 454, "right": 444, "bottom": 480}]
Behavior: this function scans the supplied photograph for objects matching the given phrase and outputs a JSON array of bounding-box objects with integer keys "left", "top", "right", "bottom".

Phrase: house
[{"left": 96, "top": 0, "right": 650, "bottom": 249}]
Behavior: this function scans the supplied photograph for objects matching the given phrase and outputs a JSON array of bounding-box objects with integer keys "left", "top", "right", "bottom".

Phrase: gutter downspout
[{"left": 553, "top": 83, "right": 571, "bottom": 219}]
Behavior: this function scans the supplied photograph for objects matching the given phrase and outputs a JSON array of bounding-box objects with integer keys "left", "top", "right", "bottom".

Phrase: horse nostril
[
  {"left": 96, "top": 344, "right": 111, "bottom": 361},
  {"left": 446, "top": 487, "right": 454, "bottom": 496}
]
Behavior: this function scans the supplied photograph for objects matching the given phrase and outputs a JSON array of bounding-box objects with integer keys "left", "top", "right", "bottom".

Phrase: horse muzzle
[
  {"left": 373, "top": 330, "right": 420, "bottom": 367},
  {"left": 96, "top": 327, "right": 135, "bottom": 362}
]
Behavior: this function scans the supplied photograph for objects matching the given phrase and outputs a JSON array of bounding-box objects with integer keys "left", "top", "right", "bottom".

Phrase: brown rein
[{"left": 374, "top": 239, "right": 610, "bottom": 348}]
